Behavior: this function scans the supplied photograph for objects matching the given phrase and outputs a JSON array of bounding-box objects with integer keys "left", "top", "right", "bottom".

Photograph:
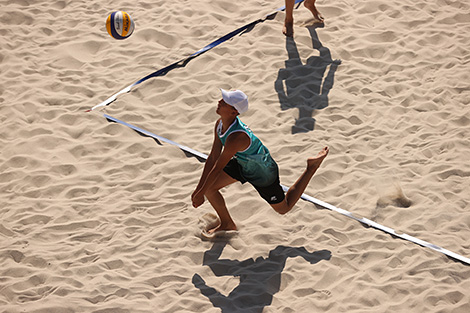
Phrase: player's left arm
[{"left": 192, "top": 132, "right": 249, "bottom": 208}]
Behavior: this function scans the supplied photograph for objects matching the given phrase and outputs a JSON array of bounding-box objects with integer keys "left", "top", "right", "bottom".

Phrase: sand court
[{"left": 1, "top": 0, "right": 469, "bottom": 312}]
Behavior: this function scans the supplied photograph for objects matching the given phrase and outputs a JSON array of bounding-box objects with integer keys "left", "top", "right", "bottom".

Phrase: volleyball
[{"left": 106, "top": 11, "right": 135, "bottom": 40}]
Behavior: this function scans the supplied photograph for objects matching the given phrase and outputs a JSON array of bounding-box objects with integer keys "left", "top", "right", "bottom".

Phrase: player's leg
[
  {"left": 204, "top": 171, "right": 238, "bottom": 233},
  {"left": 271, "top": 147, "right": 329, "bottom": 214}
]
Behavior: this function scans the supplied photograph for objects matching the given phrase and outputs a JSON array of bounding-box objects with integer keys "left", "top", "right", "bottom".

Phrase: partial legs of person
[
  {"left": 283, "top": 0, "right": 296, "bottom": 37},
  {"left": 305, "top": 0, "right": 324, "bottom": 23},
  {"left": 204, "top": 172, "right": 238, "bottom": 233},
  {"left": 283, "top": 0, "right": 324, "bottom": 37},
  {"left": 271, "top": 146, "right": 329, "bottom": 214}
]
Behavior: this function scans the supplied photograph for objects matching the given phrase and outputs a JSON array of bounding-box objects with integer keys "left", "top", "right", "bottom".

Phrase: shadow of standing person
[
  {"left": 192, "top": 241, "right": 331, "bottom": 313},
  {"left": 275, "top": 25, "right": 341, "bottom": 134}
]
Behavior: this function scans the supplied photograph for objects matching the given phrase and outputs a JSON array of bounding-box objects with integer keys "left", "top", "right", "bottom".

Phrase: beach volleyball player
[{"left": 191, "top": 89, "right": 328, "bottom": 234}]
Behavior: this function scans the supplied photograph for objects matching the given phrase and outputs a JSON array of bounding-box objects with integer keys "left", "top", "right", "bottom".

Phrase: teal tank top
[{"left": 217, "top": 117, "right": 279, "bottom": 187}]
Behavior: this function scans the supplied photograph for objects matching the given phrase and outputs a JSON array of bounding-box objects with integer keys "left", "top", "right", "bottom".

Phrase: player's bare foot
[
  {"left": 206, "top": 222, "right": 237, "bottom": 235},
  {"left": 304, "top": 0, "right": 324, "bottom": 24},
  {"left": 283, "top": 19, "right": 294, "bottom": 37},
  {"left": 307, "top": 147, "right": 329, "bottom": 171}
]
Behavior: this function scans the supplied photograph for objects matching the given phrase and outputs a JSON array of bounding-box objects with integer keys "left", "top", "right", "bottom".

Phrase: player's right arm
[{"left": 192, "top": 119, "right": 223, "bottom": 196}]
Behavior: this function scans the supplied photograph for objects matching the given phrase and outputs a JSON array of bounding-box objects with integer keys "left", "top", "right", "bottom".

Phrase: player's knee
[
  {"left": 205, "top": 188, "right": 218, "bottom": 198},
  {"left": 272, "top": 203, "right": 290, "bottom": 215},
  {"left": 277, "top": 208, "right": 290, "bottom": 215}
]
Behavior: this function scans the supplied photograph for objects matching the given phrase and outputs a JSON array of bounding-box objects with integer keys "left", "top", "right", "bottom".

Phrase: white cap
[{"left": 220, "top": 89, "right": 249, "bottom": 114}]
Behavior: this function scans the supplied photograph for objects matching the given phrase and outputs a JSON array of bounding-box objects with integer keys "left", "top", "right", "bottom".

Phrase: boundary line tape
[{"left": 103, "top": 113, "right": 470, "bottom": 266}]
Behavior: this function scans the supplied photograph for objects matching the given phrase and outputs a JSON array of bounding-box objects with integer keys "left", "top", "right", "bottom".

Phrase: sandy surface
[{"left": 1, "top": 0, "right": 469, "bottom": 312}]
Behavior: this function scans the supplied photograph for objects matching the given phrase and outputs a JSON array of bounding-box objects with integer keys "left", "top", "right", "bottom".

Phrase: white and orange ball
[{"left": 106, "top": 11, "right": 135, "bottom": 40}]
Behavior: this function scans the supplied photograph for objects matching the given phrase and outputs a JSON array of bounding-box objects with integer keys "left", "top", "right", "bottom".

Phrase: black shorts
[{"left": 223, "top": 159, "right": 285, "bottom": 204}]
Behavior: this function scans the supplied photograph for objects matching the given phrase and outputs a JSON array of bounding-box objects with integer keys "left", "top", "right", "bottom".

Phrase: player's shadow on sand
[
  {"left": 192, "top": 241, "right": 331, "bottom": 313},
  {"left": 275, "top": 26, "right": 341, "bottom": 134}
]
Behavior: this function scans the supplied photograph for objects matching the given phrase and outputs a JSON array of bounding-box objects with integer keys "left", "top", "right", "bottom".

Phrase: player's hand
[{"left": 192, "top": 192, "right": 205, "bottom": 208}]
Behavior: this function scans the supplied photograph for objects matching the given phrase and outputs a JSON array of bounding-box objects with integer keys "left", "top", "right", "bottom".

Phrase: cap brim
[{"left": 220, "top": 88, "right": 229, "bottom": 104}]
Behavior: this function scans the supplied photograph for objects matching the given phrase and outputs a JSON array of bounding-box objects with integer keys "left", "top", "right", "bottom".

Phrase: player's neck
[{"left": 220, "top": 116, "right": 237, "bottom": 132}]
